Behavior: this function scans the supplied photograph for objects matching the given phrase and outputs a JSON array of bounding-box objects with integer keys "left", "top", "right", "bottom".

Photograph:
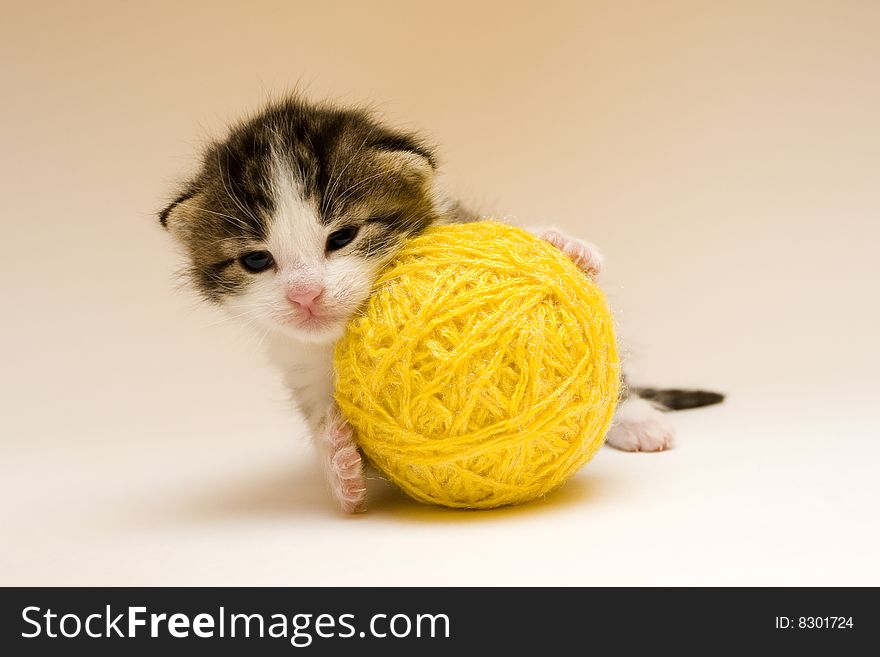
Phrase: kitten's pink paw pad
[
  {"left": 538, "top": 228, "right": 604, "bottom": 276},
  {"left": 606, "top": 417, "right": 675, "bottom": 452},
  {"left": 323, "top": 409, "right": 367, "bottom": 514},
  {"left": 332, "top": 445, "right": 366, "bottom": 514}
]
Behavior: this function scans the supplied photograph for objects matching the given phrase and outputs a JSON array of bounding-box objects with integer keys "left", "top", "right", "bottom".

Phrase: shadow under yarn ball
[{"left": 334, "top": 221, "right": 620, "bottom": 509}]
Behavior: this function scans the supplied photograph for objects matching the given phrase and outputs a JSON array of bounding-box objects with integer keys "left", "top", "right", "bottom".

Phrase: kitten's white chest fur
[{"left": 266, "top": 333, "right": 335, "bottom": 431}]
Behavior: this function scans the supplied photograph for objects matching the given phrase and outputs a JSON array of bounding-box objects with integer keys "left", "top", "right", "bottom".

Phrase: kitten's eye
[
  {"left": 326, "top": 226, "right": 359, "bottom": 252},
  {"left": 239, "top": 250, "right": 274, "bottom": 273}
]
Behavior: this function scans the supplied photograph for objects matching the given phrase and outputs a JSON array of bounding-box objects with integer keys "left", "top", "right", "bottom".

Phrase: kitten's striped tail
[{"left": 633, "top": 387, "right": 725, "bottom": 411}]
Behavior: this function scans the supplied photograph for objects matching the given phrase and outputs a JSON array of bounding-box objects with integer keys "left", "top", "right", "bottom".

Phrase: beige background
[{"left": 1, "top": 0, "right": 878, "bottom": 585}]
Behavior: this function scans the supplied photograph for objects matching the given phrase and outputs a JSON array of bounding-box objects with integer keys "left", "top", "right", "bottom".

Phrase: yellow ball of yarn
[{"left": 334, "top": 221, "right": 620, "bottom": 509}]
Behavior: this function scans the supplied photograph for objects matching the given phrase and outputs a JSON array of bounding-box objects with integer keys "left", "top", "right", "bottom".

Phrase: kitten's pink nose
[
  {"left": 287, "top": 285, "right": 324, "bottom": 312},
  {"left": 287, "top": 285, "right": 324, "bottom": 310}
]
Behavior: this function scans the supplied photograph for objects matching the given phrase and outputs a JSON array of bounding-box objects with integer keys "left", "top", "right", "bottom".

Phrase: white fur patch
[
  {"left": 605, "top": 397, "right": 676, "bottom": 452},
  {"left": 266, "top": 161, "right": 324, "bottom": 275},
  {"left": 226, "top": 151, "right": 378, "bottom": 345}
]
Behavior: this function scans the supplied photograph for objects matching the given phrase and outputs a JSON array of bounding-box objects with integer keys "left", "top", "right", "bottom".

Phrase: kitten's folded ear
[
  {"left": 158, "top": 184, "right": 200, "bottom": 239},
  {"left": 369, "top": 132, "right": 437, "bottom": 168},
  {"left": 368, "top": 131, "right": 437, "bottom": 187}
]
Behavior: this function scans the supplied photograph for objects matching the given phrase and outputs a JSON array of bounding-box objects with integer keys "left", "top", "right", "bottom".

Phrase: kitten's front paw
[
  {"left": 532, "top": 226, "right": 604, "bottom": 276},
  {"left": 322, "top": 407, "right": 367, "bottom": 514}
]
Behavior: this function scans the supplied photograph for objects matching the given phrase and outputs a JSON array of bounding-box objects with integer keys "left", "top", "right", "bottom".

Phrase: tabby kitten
[{"left": 159, "top": 97, "right": 721, "bottom": 512}]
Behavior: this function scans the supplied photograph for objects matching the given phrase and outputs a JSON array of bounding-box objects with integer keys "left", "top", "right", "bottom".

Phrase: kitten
[{"left": 159, "top": 97, "right": 722, "bottom": 513}]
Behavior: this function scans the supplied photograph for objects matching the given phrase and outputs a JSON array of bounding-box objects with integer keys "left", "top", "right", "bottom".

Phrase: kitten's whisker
[
  {"left": 323, "top": 130, "right": 376, "bottom": 216},
  {"left": 199, "top": 312, "right": 255, "bottom": 329},
  {"left": 216, "top": 148, "right": 261, "bottom": 231},
  {"left": 174, "top": 203, "right": 256, "bottom": 236},
  {"left": 174, "top": 202, "right": 244, "bottom": 225},
  {"left": 332, "top": 170, "right": 391, "bottom": 209},
  {"left": 252, "top": 325, "right": 274, "bottom": 353}
]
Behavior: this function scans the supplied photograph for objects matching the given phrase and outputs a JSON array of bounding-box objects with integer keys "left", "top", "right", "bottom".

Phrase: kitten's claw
[
  {"left": 321, "top": 405, "right": 367, "bottom": 514},
  {"left": 530, "top": 226, "right": 604, "bottom": 276}
]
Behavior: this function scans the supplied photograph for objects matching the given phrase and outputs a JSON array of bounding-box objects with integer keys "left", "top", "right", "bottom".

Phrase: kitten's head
[{"left": 160, "top": 98, "right": 445, "bottom": 343}]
